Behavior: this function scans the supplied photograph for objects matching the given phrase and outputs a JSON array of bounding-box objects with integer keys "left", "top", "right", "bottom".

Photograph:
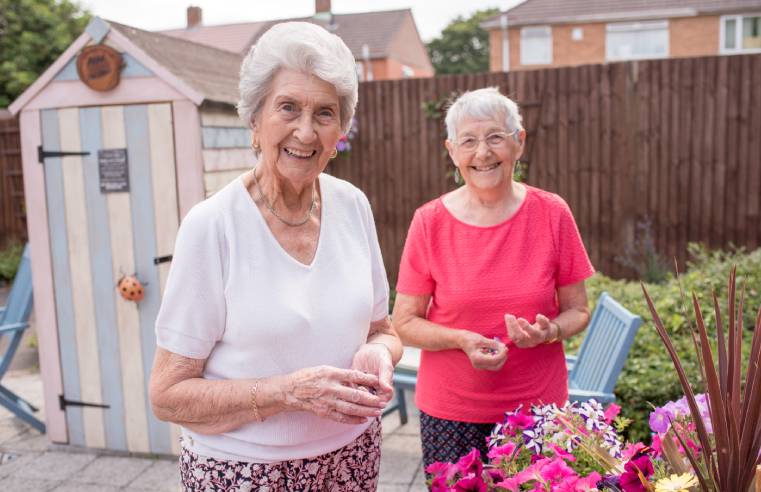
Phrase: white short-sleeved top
[{"left": 155, "top": 173, "right": 389, "bottom": 463}]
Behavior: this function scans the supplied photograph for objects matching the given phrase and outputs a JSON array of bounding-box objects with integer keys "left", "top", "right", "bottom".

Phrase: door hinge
[
  {"left": 59, "top": 394, "right": 110, "bottom": 410},
  {"left": 38, "top": 145, "right": 90, "bottom": 164}
]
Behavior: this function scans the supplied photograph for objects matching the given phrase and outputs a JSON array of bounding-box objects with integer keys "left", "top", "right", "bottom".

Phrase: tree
[
  {"left": 0, "top": 0, "right": 90, "bottom": 107},
  {"left": 427, "top": 8, "right": 499, "bottom": 75}
]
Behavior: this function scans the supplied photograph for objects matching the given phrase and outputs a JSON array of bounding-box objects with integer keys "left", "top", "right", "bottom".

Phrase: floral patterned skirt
[{"left": 179, "top": 418, "right": 381, "bottom": 491}]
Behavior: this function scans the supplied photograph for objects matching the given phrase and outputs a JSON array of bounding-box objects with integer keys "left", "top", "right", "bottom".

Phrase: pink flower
[
  {"left": 604, "top": 403, "right": 621, "bottom": 423},
  {"left": 455, "top": 448, "right": 483, "bottom": 478},
  {"left": 622, "top": 441, "right": 648, "bottom": 460},
  {"left": 507, "top": 412, "right": 535, "bottom": 430},
  {"left": 430, "top": 475, "right": 449, "bottom": 492},
  {"left": 494, "top": 477, "right": 521, "bottom": 492},
  {"left": 549, "top": 443, "right": 577, "bottom": 462},
  {"left": 487, "top": 442, "right": 516, "bottom": 461},
  {"left": 454, "top": 475, "right": 488, "bottom": 492},
  {"left": 620, "top": 454, "right": 654, "bottom": 492},
  {"left": 538, "top": 457, "right": 577, "bottom": 482},
  {"left": 426, "top": 461, "right": 454, "bottom": 478},
  {"left": 485, "top": 467, "right": 506, "bottom": 483}
]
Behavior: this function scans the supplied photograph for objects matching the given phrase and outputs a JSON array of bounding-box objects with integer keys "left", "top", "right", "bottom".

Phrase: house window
[
  {"left": 721, "top": 14, "right": 761, "bottom": 53},
  {"left": 401, "top": 65, "right": 415, "bottom": 78},
  {"left": 520, "top": 26, "right": 552, "bottom": 65},
  {"left": 606, "top": 20, "right": 669, "bottom": 61}
]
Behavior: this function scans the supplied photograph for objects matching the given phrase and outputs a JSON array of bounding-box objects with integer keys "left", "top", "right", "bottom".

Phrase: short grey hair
[
  {"left": 445, "top": 87, "right": 523, "bottom": 141},
  {"left": 237, "top": 22, "right": 358, "bottom": 134}
]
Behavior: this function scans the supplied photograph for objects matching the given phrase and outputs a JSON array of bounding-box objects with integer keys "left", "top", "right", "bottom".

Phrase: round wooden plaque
[{"left": 76, "top": 45, "right": 123, "bottom": 92}]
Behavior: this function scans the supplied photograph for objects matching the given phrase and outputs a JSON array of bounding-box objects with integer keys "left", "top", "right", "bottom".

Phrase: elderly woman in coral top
[
  {"left": 149, "top": 22, "right": 402, "bottom": 491},
  {"left": 393, "top": 87, "right": 595, "bottom": 469}
]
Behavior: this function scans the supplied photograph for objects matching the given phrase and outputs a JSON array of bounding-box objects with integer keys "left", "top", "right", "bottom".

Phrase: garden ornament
[{"left": 117, "top": 275, "right": 145, "bottom": 302}]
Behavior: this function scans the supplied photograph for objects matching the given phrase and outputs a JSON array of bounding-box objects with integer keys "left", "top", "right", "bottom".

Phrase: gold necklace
[{"left": 252, "top": 169, "right": 316, "bottom": 227}]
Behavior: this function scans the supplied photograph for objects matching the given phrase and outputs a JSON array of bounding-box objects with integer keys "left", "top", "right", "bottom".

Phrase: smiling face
[
  {"left": 252, "top": 69, "right": 342, "bottom": 188},
  {"left": 445, "top": 116, "right": 525, "bottom": 192}
]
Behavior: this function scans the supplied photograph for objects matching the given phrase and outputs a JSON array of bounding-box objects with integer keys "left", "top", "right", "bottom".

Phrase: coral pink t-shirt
[{"left": 396, "top": 185, "right": 594, "bottom": 423}]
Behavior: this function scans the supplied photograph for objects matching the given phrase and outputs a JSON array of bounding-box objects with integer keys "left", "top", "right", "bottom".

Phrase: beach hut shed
[{"left": 8, "top": 17, "right": 252, "bottom": 454}]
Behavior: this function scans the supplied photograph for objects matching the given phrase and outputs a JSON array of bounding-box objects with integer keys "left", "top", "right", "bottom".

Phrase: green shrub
[
  {"left": 0, "top": 243, "right": 23, "bottom": 282},
  {"left": 569, "top": 244, "right": 761, "bottom": 443}
]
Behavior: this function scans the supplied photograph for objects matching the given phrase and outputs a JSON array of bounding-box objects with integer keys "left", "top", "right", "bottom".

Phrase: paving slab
[
  {"left": 10, "top": 450, "right": 96, "bottom": 481},
  {"left": 378, "top": 433, "right": 424, "bottom": 486},
  {"left": 126, "top": 459, "right": 182, "bottom": 491},
  {"left": 0, "top": 475, "right": 59, "bottom": 491},
  {"left": 72, "top": 455, "right": 154, "bottom": 487},
  {"left": 51, "top": 483, "right": 121, "bottom": 492},
  {"left": 0, "top": 450, "right": 44, "bottom": 479}
]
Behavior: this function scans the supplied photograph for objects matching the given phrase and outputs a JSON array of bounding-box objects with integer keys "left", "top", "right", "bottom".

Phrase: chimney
[
  {"left": 187, "top": 6, "right": 202, "bottom": 29},
  {"left": 315, "top": 0, "right": 331, "bottom": 15}
]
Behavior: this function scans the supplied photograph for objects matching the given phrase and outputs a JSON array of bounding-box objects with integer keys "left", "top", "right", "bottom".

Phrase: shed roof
[
  {"left": 482, "top": 0, "right": 761, "bottom": 28},
  {"left": 110, "top": 21, "right": 241, "bottom": 105},
  {"left": 162, "top": 9, "right": 411, "bottom": 59}
]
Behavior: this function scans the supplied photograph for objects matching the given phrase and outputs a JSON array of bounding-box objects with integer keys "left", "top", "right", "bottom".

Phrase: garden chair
[
  {"left": 0, "top": 244, "right": 45, "bottom": 432},
  {"left": 382, "top": 292, "right": 641, "bottom": 424},
  {"left": 567, "top": 292, "right": 642, "bottom": 404}
]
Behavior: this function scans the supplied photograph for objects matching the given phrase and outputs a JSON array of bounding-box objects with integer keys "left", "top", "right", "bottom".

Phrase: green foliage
[
  {"left": 0, "top": 0, "right": 90, "bottom": 107},
  {"left": 567, "top": 244, "right": 761, "bottom": 443},
  {"left": 0, "top": 242, "right": 23, "bottom": 281},
  {"left": 426, "top": 8, "right": 499, "bottom": 75}
]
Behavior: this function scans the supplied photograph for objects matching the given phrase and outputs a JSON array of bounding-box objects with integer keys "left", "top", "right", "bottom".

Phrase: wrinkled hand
[
  {"left": 285, "top": 366, "right": 387, "bottom": 424},
  {"left": 459, "top": 331, "right": 508, "bottom": 371},
  {"left": 351, "top": 343, "right": 394, "bottom": 405},
  {"left": 505, "top": 313, "right": 552, "bottom": 348}
]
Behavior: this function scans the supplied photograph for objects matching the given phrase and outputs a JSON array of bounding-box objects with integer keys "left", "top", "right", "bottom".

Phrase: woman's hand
[
  {"left": 284, "top": 366, "right": 387, "bottom": 424},
  {"left": 458, "top": 331, "right": 508, "bottom": 371},
  {"left": 351, "top": 343, "right": 395, "bottom": 403},
  {"left": 505, "top": 313, "right": 553, "bottom": 348}
]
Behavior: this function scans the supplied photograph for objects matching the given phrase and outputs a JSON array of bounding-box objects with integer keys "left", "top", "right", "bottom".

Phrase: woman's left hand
[
  {"left": 505, "top": 313, "right": 553, "bottom": 348},
  {"left": 351, "top": 343, "right": 395, "bottom": 404}
]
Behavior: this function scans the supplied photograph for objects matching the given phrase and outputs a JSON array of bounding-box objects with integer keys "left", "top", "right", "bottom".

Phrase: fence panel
[
  {"left": 327, "top": 53, "right": 761, "bottom": 284},
  {"left": 0, "top": 114, "right": 26, "bottom": 245}
]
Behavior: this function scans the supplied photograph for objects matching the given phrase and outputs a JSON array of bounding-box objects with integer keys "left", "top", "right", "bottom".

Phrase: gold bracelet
[
  {"left": 250, "top": 379, "right": 262, "bottom": 422},
  {"left": 544, "top": 321, "right": 561, "bottom": 344}
]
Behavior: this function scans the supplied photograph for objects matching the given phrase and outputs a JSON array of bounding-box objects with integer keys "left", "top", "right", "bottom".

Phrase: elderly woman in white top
[{"left": 149, "top": 22, "right": 402, "bottom": 491}]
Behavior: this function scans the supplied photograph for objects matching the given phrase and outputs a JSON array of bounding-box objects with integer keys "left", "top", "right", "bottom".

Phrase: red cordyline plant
[{"left": 641, "top": 268, "right": 761, "bottom": 491}]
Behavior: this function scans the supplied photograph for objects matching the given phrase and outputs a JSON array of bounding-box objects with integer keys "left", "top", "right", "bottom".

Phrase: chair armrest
[
  {"left": 0, "top": 322, "right": 30, "bottom": 334},
  {"left": 565, "top": 355, "right": 577, "bottom": 371},
  {"left": 568, "top": 388, "right": 615, "bottom": 404}
]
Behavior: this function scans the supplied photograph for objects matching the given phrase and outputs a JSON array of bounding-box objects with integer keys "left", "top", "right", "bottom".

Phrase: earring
[
  {"left": 453, "top": 167, "right": 462, "bottom": 185},
  {"left": 251, "top": 141, "right": 261, "bottom": 152},
  {"left": 330, "top": 149, "right": 338, "bottom": 159}
]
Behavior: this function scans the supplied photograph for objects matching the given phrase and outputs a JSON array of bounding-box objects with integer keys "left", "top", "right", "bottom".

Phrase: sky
[{"left": 79, "top": 0, "right": 525, "bottom": 42}]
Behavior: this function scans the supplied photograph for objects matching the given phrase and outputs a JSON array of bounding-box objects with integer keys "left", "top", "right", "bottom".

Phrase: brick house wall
[{"left": 490, "top": 14, "right": 722, "bottom": 71}]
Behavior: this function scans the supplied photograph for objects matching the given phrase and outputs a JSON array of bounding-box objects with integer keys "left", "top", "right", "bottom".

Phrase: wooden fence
[
  {"left": 327, "top": 53, "right": 761, "bottom": 284},
  {"left": 1, "top": 54, "right": 759, "bottom": 280},
  {"left": 0, "top": 113, "right": 26, "bottom": 245}
]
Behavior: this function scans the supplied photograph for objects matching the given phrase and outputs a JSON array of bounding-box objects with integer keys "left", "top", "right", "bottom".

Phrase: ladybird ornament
[{"left": 117, "top": 275, "right": 145, "bottom": 302}]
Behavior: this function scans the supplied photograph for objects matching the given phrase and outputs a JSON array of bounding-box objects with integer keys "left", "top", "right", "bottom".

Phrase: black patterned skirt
[{"left": 419, "top": 411, "right": 493, "bottom": 471}]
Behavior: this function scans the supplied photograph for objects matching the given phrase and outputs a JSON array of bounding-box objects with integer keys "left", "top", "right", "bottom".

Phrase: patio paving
[{"left": 0, "top": 369, "right": 426, "bottom": 491}]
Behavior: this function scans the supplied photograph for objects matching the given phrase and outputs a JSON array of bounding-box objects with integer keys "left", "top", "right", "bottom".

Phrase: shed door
[{"left": 40, "top": 103, "right": 180, "bottom": 454}]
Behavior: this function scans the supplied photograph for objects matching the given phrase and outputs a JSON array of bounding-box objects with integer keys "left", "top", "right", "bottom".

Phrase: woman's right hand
[
  {"left": 284, "top": 366, "right": 388, "bottom": 424},
  {"left": 458, "top": 331, "right": 508, "bottom": 371}
]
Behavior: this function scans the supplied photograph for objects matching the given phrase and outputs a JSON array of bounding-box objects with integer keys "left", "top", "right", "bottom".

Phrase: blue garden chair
[
  {"left": 383, "top": 292, "right": 641, "bottom": 423},
  {"left": 567, "top": 292, "right": 642, "bottom": 404},
  {"left": 0, "top": 244, "right": 45, "bottom": 432}
]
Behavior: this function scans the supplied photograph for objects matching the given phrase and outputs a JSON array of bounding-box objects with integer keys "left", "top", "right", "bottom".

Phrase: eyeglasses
[{"left": 455, "top": 130, "right": 519, "bottom": 152}]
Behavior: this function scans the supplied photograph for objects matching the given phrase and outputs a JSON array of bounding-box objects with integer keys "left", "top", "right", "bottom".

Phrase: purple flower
[{"left": 649, "top": 407, "right": 673, "bottom": 434}]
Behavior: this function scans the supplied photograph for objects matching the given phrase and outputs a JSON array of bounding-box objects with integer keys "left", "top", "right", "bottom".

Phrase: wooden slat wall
[
  {"left": 0, "top": 114, "right": 26, "bottom": 244},
  {"left": 327, "top": 53, "right": 761, "bottom": 284}
]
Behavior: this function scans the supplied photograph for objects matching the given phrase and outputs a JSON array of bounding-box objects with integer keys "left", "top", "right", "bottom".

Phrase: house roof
[
  {"left": 482, "top": 0, "right": 761, "bottom": 28},
  {"left": 161, "top": 9, "right": 411, "bottom": 59},
  {"left": 110, "top": 21, "right": 242, "bottom": 105}
]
